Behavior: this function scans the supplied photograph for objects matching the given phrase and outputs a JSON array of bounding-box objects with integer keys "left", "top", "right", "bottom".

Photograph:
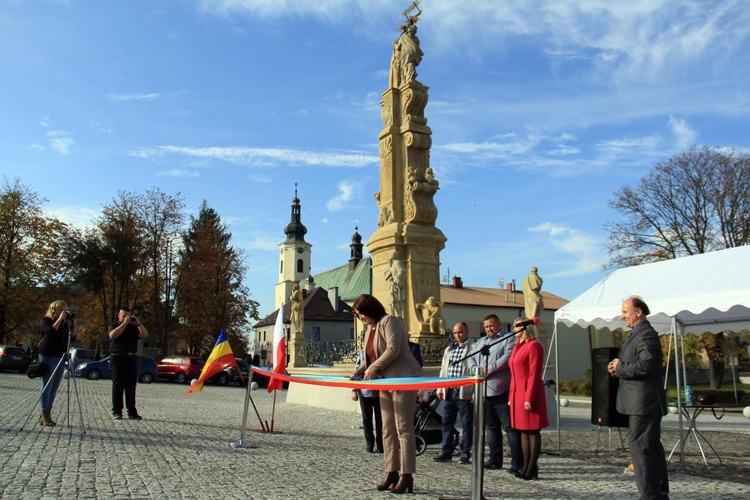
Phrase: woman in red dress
[{"left": 509, "top": 318, "right": 549, "bottom": 480}]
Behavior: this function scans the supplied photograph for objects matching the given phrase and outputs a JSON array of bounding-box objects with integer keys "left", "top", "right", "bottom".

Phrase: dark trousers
[
  {"left": 629, "top": 414, "right": 669, "bottom": 499},
  {"left": 110, "top": 354, "right": 138, "bottom": 414},
  {"left": 359, "top": 394, "right": 383, "bottom": 452},
  {"left": 441, "top": 389, "right": 474, "bottom": 456},
  {"left": 485, "top": 392, "right": 523, "bottom": 470}
]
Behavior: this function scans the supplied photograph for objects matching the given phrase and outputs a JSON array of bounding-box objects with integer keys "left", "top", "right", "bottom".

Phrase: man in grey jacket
[
  {"left": 434, "top": 322, "right": 476, "bottom": 464},
  {"left": 608, "top": 296, "right": 669, "bottom": 499},
  {"left": 477, "top": 314, "right": 522, "bottom": 473}
]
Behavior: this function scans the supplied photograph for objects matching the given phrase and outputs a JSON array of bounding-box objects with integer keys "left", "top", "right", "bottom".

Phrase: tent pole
[
  {"left": 549, "top": 321, "right": 561, "bottom": 456},
  {"left": 664, "top": 332, "right": 672, "bottom": 390},
  {"left": 673, "top": 317, "right": 684, "bottom": 469}
]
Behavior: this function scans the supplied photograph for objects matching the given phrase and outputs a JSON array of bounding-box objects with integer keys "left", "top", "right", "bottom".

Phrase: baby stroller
[{"left": 413, "top": 391, "right": 460, "bottom": 456}]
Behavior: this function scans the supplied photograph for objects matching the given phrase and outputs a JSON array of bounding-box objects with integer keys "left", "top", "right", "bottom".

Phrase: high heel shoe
[
  {"left": 376, "top": 471, "right": 399, "bottom": 491},
  {"left": 522, "top": 466, "right": 538, "bottom": 480},
  {"left": 390, "top": 473, "right": 413, "bottom": 494}
]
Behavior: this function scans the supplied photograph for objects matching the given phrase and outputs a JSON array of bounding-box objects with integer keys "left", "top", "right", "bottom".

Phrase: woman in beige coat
[{"left": 352, "top": 294, "right": 422, "bottom": 494}]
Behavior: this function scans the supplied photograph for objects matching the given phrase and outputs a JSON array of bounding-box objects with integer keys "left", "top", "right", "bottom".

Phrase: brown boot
[
  {"left": 391, "top": 473, "right": 414, "bottom": 494},
  {"left": 376, "top": 471, "right": 399, "bottom": 491},
  {"left": 41, "top": 409, "right": 56, "bottom": 426}
]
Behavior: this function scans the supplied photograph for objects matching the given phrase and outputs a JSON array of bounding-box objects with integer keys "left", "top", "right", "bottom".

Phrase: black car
[
  {"left": 209, "top": 358, "right": 252, "bottom": 387},
  {"left": 232, "top": 358, "right": 252, "bottom": 386},
  {"left": 0, "top": 345, "right": 29, "bottom": 373}
]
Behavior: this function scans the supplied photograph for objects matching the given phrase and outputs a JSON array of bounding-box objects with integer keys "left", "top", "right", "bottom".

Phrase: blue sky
[{"left": 2, "top": 0, "right": 749, "bottom": 320}]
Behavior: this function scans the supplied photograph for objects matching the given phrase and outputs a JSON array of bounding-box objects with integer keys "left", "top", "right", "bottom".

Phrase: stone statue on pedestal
[
  {"left": 415, "top": 296, "right": 446, "bottom": 335},
  {"left": 389, "top": 11, "right": 423, "bottom": 88},
  {"left": 522, "top": 266, "right": 544, "bottom": 321},
  {"left": 384, "top": 251, "right": 407, "bottom": 319},
  {"left": 290, "top": 283, "right": 304, "bottom": 333}
]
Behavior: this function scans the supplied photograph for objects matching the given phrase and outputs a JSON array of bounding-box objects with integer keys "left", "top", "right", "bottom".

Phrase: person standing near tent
[{"left": 608, "top": 297, "right": 669, "bottom": 499}]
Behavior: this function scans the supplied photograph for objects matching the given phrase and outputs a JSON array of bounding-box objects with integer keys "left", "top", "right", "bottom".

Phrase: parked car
[
  {"left": 74, "top": 355, "right": 158, "bottom": 383},
  {"left": 232, "top": 358, "right": 251, "bottom": 387},
  {"left": 68, "top": 347, "right": 96, "bottom": 370},
  {"left": 157, "top": 356, "right": 204, "bottom": 384},
  {"left": 0, "top": 345, "right": 29, "bottom": 373},
  {"left": 156, "top": 355, "right": 248, "bottom": 386}
]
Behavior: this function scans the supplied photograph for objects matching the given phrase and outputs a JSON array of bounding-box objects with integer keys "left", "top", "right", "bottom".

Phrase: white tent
[{"left": 548, "top": 245, "right": 750, "bottom": 462}]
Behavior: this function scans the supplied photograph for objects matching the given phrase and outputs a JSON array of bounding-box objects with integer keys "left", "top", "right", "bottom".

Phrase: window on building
[
  {"left": 349, "top": 327, "right": 354, "bottom": 340},
  {"left": 280, "top": 261, "right": 283, "bottom": 274},
  {"left": 312, "top": 326, "right": 320, "bottom": 341},
  {"left": 297, "top": 258, "right": 303, "bottom": 273}
]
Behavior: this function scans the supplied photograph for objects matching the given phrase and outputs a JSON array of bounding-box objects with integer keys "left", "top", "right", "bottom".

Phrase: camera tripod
[{"left": 21, "top": 328, "right": 86, "bottom": 434}]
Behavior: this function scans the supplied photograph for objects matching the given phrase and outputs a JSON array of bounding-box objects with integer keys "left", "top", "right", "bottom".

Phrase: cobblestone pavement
[{"left": 1, "top": 374, "right": 748, "bottom": 499}]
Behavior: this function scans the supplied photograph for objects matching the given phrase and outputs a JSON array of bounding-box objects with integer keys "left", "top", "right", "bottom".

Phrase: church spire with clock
[{"left": 275, "top": 185, "right": 312, "bottom": 309}]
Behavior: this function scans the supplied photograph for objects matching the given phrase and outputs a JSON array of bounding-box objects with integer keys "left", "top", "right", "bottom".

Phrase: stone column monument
[{"left": 366, "top": 11, "right": 446, "bottom": 337}]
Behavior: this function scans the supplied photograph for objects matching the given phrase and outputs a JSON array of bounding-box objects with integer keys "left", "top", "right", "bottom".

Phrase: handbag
[
  {"left": 26, "top": 360, "right": 49, "bottom": 378},
  {"left": 26, "top": 334, "right": 49, "bottom": 379}
]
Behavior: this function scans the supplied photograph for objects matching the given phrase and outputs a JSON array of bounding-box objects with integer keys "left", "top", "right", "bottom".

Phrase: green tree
[
  {"left": 697, "top": 331, "right": 725, "bottom": 390},
  {"left": 68, "top": 192, "right": 145, "bottom": 347},
  {"left": 134, "top": 188, "right": 185, "bottom": 356},
  {"left": 174, "top": 201, "right": 258, "bottom": 357},
  {"left": 0, "top": 177, "right": 70, "bottom": 345}
]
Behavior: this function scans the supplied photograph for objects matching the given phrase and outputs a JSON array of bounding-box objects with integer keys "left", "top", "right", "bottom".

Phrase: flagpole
[
  {"left": 271, "top": 390, "right": 277, "bottom": 432},
  {"left": 230, "top": 371, "right": 258, "bottom": 448}
]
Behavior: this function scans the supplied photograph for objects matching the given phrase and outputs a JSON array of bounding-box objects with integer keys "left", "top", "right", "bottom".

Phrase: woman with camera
[{"left": 38, "top": 300, "right": 76, "bottom": 426}]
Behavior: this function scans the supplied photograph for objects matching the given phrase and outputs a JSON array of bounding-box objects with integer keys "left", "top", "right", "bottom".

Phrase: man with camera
[{"left": 108, "top": 307, "right": 148, "bottom": 420}]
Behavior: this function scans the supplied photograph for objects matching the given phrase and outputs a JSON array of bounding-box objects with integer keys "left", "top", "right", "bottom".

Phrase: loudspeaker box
[{"left": 591, "top": 347, "right": 629, "bottom": 428}]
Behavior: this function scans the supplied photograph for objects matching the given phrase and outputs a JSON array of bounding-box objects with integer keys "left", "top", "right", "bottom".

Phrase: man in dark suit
[{"left": 608, "top": 297, "right": 669, "bottom": 499}]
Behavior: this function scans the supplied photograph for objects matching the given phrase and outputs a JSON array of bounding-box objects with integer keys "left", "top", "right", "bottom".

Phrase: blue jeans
[
  {"left": 38, "top": 355, "right": 64, "bottom": 411},
  {"left": 441, "top": 389, "right": 474, "bottom": 456},
  {"left": 485, "top": 392, "right": 523, "bottom": 470}
]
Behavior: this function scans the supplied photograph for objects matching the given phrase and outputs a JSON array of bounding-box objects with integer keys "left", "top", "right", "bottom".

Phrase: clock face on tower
[{"left": 297, "top": 247, "right": 304, "bottom": 254}]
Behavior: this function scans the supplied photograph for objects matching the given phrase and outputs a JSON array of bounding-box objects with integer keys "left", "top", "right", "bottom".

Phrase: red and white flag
[{"left": 268, "top": 303, "right": 287, "bottom": 392}]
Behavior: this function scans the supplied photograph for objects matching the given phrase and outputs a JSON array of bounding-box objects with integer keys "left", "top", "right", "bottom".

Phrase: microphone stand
[{"left": 450, "top": 330, "right": 516, "bottom": 500}]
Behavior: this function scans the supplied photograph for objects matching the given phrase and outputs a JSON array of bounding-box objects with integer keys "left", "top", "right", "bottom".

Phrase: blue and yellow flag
[{"left": 186, "top": 330, "right": 237, "bottom": 395}]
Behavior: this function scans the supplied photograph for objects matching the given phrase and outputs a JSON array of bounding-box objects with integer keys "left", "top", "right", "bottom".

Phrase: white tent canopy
[
  {"left": 549, "top": 245, "right": 750, "bottom": 460},
  {"left": 555, "top": 245, "right": 750, "bottom": 335}
]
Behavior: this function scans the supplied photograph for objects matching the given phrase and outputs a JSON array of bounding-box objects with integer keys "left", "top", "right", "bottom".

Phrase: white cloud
[
  {"left": 326, "top": 179, "right": 358, "bottom": 212},
  {"left": 45, "top": 206, "right": 99, "bottom": 230},
  {"left": 46, "top": 131, "right": 74, "bottom": 155},
  {"left": 107, "top": 93, "right": 161, "bottom": 103},
  {"left": 131, "top": 145, "right": 378, "bottom": 168},
  {"left": 156, "top": 169, "right": 201, "bottom": 177},
  {"left": 547, "top": 145, "right": 579, "bottom": 156},
  {"left": 668, "top": 116, "right": 698, "bottom": 149},
  {"left": 528, "top": 222, "right": 607, "bottom": 277}
]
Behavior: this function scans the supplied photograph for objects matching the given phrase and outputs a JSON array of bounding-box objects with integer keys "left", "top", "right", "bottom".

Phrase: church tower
[
  {"left": 349, "top": 225, "right": 363, "bottom": 271},
  {"left": 275, "top": 186, "right": 312, "bottom": 309}
]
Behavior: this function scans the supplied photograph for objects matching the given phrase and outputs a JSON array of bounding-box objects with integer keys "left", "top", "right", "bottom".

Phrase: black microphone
[{"left": 515, "top": 317, "right": 540, "bottom": 328}]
